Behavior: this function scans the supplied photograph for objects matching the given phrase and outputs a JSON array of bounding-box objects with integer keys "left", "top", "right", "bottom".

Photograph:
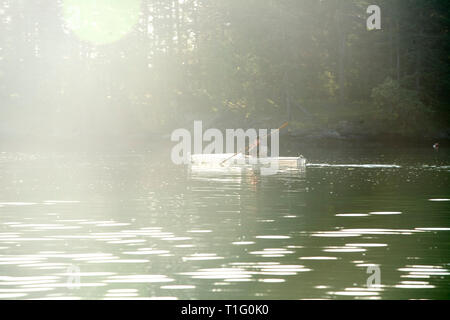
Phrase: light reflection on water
[{"left": 0, "top": 149, "right": 449, "bottom": 300}]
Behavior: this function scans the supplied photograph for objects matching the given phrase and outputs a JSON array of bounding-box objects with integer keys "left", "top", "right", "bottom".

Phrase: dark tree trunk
[
  {"left": 396, "top": 20, "right": 401, "bottom": 82},
  {"left": 335, "top": 4, "right": 346, "bottom": 103}
]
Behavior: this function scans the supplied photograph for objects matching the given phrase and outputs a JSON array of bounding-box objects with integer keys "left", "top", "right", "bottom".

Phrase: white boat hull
[{"left": 189, "top": 154, "right": 306, "bottom": 169}]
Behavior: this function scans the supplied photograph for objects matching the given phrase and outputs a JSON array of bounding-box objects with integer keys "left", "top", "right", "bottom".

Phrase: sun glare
[{"left": 62, "top": 0, "right": 142, "bottom": 45}]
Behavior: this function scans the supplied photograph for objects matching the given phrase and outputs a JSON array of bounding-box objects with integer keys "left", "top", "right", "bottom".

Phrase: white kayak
[{"left": 189, "top": 153, "right": 306, "bottom": 169}]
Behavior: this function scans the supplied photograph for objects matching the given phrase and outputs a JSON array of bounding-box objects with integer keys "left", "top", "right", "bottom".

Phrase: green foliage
[{"left": 371, "top": 77, "right": 431, "bottom": 135}]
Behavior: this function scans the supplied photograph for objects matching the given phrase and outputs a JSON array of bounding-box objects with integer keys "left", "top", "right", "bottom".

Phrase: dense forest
[{"left": 0, "top": 0, "right": 449, "bottom": 147}]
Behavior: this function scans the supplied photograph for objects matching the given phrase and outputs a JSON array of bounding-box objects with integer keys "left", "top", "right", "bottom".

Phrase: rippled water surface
[{"left": 0, "top": 147, "right": 449, "bottom": 299}]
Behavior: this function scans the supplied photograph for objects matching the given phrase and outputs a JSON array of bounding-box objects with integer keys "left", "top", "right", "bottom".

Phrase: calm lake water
[{"left": 0, "top": 146, "right": 449, "bottom": 300}]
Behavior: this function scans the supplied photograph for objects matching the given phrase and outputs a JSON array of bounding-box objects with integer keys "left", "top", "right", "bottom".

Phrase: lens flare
[{"left": 63, "top": 0, "right": 141, "bottom": 45}]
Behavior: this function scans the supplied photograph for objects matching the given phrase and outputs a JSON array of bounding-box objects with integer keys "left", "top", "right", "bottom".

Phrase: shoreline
[{"left": 0, "top": 131, "right": 446, "bottom": 153}]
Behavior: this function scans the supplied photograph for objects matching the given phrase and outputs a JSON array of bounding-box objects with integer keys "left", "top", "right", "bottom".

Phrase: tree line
[{"left": 0, "top": 0, "right": 448, "bottom": 140}]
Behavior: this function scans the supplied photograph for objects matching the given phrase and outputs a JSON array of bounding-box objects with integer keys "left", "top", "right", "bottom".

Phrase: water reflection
[{"left": 0, "top": 150, "right": 449, "bottom": 299}]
